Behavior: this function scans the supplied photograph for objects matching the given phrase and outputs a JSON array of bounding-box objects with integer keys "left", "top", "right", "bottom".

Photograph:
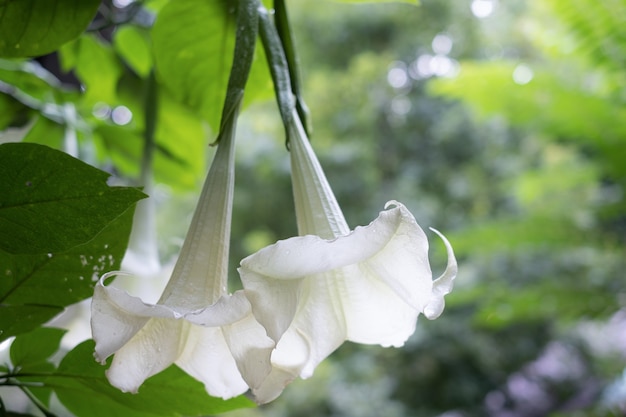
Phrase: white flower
[
  {"left": 90, "top": 110, "right": 274, "bottom": 400},
  {"left": 239, "top": 111, "right": 458, "bottom": 403}
]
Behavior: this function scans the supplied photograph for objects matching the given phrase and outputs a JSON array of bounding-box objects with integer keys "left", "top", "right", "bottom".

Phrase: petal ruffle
[
  {"left": 105, "top": 318, "right": 187, "bottom": 393},
  {"left": 240, "top": 201, "right": 457, "bottom": 401},
  {"left": 91, "top": 273, "right": 183, "bottom": 363},
  {"left": 91, "top": 276, "right": 271, "bottom": 399},
  {"left": 176, "top": 325, "right": 248, "bottom": 399},
  {"left": 240, "top": 202, "right": 440, "bottom": 342}
]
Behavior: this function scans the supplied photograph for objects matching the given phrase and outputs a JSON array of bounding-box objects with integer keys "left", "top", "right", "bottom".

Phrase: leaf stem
[{"left": 18, "top": 385, "right": 58, "bottom": 417}]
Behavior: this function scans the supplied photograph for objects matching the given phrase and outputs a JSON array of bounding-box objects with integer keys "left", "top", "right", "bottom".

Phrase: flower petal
[
  {"left": 241, "top": 200, "right": 456, "bottom": 398},
  {"left": 221, "top": 303, "right": 275, "bottom": 390},
  {"left": 91, "top": 273, "right": 187, "bottom": 363},
  {"left": 423, "top": 227, "right": 458, "bottom": 320},
  {"left": 240, "top": 201, "right": 434, "bottom": 343},
  {"left": 186, "top": 290, "right": 275, "bottom": 393},
  {"left": 288, "top": 108, "right": 350, "bottom": 239},
  {"left": 92, "top": 276, "right": 274, "bottom": 399},
  {"left": 250, "top": 307, "right": 344, "bottom": 404},
  {"left": 338, "top": 264, "right": 419, "bottom": 347},
  {"left": 106, "top": 318, "right": 187, "bottom": 393},
  {"left": 249, "top": 361, "right": 299, "bottom": 404},
  {"left": 176, "top": 325, "right": 248, "bottom": 399}
]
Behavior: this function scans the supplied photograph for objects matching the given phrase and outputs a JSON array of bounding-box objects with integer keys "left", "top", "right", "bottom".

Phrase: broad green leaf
[
  {"left": 52, "top": 341, "right": 255, "bottom": 417},
  {"left": 98, "top": 75, "right": 208, "bottom": 191},
  {"left": 62, "top": 34, "right": 123, "bottom": 106},
  {"left": 114, "top": 26, "right": 153, "bottom": 78},
  {"left": 9, "top": 327, "right": 65, "bottom": 408},
  {"left": 152, "top": 0, "right": 272, "bottom": 129},
  {"left": 0, "top": 0, "right": 100, "bottom": 58},
  {"left": 96, "top": 123, "right": 204, "bottom": 191},
  {"left": 10, "top": 327, "right": 65, "bottom": 368},
  {"left": 0, "top": 142, "right": 145, "bottom": 254},
  {"left": 0, "top": 207, "right": 135, "bottom": 342},
  {"left": 0, "top": 305, "right": 63, "bottom": 343}
]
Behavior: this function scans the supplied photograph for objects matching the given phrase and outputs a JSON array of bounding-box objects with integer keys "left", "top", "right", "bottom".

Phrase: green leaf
[
  {"left": 0, "top": 142, "right": 145, "bottom": 254},
  {"left": 114, "top": 26, "right": 153, "bottom": 78},
  {"left": 0, "top": 306, "right": 63, "bottom": 343},
  {"left": 52, "top": 340, "right": 255, "bottom": 417},
  {"left": 22, "top": 115, "right": 65, "bottom": 149},
  {"left": 62, "top": 34, "right": 123, "bottom": 106},
  {"left": 0, "top": 207, "right": 135, "bottom": 342},
  {"left": 0, "top": 0, "right": 101, "bottom": 58},
  {"left": 8, "top": 327, "right": 64, "bottom": 408},
  {"left": 152, "top": 0, "right": 271, "bottom": 129},
  {"left": 99, "top": 76, "right": 208, "bottom": 191},
  {"left": 10, "top": 327, "right": 65, "bottom": 369}
]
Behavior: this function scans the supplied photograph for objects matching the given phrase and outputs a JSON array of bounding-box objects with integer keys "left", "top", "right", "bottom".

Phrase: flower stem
[
  {"left": 18, "top": 385, "right": 58, "bottom": 417},
  {"left": 258, "top": 5, "right": 295, "bottom": 143},
  {"left": 274, "top": 0, "right": 312, "bottom": 137}
]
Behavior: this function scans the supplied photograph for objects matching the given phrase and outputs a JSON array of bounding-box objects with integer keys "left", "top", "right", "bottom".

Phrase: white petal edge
[
  {"left": 105, "top": 318, "right": 187, "bottom": 393},
  {"left": 423, "top": 227, "right": 458, "bottom": 320},
  {"left": 240, "top": 201, "right": 430, "bottom": 342}
]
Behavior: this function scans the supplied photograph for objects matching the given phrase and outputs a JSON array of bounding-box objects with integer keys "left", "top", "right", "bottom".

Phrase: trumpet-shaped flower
[
  {"left": 239, "top": 111, "right": 458, "bottom": 403},
  {"left": 91, "top": 111, "right": 274, "bottom": 399}
]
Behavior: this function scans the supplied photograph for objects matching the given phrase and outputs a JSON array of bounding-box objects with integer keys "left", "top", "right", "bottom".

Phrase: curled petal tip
[
  {"left": 384, "top": 200, "right": 403, "bottom": 210},
  {"left": 423, "top": 227, "right": 458, "bottom": 320}
]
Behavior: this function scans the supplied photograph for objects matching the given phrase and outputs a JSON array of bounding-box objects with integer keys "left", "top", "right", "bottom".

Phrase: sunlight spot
[
  {"left": 411, "top": 54, "right": 434, "bottom": 78},
  {"left": 113, "top": 0, "right": 134, "bottom": 7},
  {"left": 92, "top": 102, "right": 111, "bottom": 120},
  {"left": 431, "top": 55, "right": 454, "bottom": 76},
  {"left": 471, "top": 0, "right": 495, "bottom": 18},
  {"left": 411, "top": 53, "right": 460, "bottom": 79},
  {"left": 432, "top": 33, "right": 453, "bottom": 55},
  {"left": 513, "top": 64, "right": 534, "bottom": 85},
  {"left": 387, "top": 62, "right": 409, "bottom": 89},
  {"left": 111, "top": 106, "right": 133, "bottom": 125}
]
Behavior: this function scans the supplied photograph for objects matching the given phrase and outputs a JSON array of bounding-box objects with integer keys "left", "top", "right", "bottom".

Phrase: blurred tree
[{"left": 226, "top": 0, "right": 626, "bottom": 416}]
